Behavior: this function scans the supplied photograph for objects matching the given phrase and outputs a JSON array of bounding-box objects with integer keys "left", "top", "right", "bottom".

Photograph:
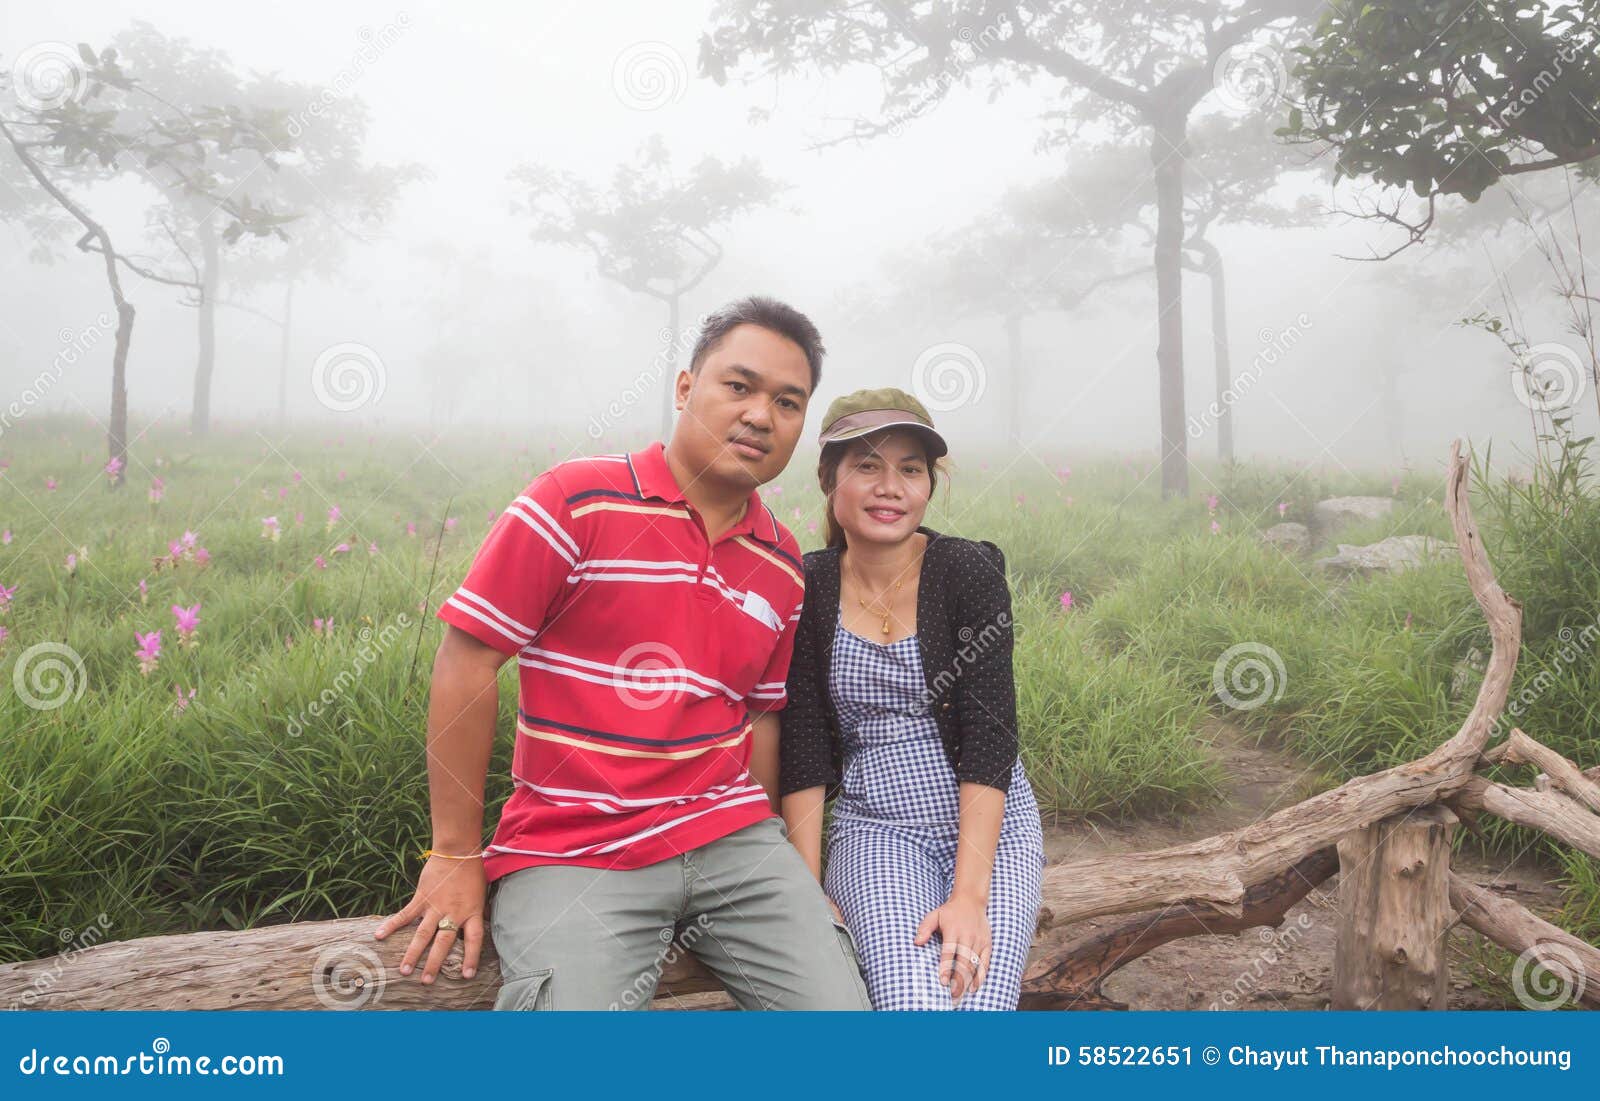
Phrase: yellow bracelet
[{"left": 420, "top": 848, "right": 485, "bottom": 861}]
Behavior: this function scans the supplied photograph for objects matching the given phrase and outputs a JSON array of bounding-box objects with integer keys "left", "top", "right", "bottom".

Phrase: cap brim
[{"left": 820, "top": 418, "right": 948, "bottom": 459}]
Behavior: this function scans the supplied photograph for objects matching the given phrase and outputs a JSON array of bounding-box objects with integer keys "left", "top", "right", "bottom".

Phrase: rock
[
  {"left": 1311, "top": 496, "right": 1395, "bottom": 535},
  {"left": 1258, "top": 522, "right": 1311, "bottom": 555},
  {"left": 1315, "top": 535, "right": 1457, "bottom": 578}
]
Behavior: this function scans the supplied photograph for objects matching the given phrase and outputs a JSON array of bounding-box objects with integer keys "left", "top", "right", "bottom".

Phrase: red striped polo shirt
[{"left": 435, "top": 441, "right": 804, "bottom": 882}]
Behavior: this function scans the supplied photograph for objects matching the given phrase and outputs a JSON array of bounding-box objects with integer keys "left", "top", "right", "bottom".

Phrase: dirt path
[{"left": 1036, "top": 717, "right": 1566, "bottom": 1010}]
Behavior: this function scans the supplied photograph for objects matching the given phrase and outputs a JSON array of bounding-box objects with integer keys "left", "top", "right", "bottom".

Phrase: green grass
[{"left": 2, "top": 416, "right": 1597, "bottom": 972}]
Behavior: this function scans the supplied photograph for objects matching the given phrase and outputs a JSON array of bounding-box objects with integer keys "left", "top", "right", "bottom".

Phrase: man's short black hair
[{"left": 688, "top": 295, "right": 824, "bottom": 393}]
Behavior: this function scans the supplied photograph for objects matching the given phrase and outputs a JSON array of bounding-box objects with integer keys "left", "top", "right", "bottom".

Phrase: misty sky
[{"left": 3, "top": 1, "right": 1596, "bottom": 477}]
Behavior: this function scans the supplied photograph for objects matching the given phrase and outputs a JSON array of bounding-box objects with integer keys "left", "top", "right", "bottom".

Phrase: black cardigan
[{"left": 777, "top": 526, "right": 1018, "bottom": 800}]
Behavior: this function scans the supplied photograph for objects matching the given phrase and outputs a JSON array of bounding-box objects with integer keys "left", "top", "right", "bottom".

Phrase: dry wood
[
  {"left": 1449, "top": 875, "right": 1600, "bottom": 1009},
  {"left": 1491, "top": 729, "right": 1600, "bottom": 814},
  {"left": 1449, "top": 777, "right": 1600, "bottom": 860},
  {"left": 1332, "top": 806, "right": 1457, "bottom": 1009}
]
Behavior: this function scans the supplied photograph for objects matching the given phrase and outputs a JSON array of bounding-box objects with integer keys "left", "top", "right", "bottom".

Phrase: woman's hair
[{"left": 816, "top": 429, "right": 947, "bottom": 549}]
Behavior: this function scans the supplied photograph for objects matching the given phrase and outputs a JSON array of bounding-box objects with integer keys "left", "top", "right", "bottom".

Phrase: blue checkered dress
[{"left": 823, "top": 610, "right": 1046, "bottom": 1011}]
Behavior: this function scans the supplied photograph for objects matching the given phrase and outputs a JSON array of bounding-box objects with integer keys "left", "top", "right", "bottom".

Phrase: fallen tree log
[
  {"left": 1449, "top": 875, "right": 1600, "bottom": 1009},
  {"left": 1450, "top": 777, "right": 1600, "bottom": 860},
  {"left": 3, "top": 441, "right": 1595, "bottom": 1012},
  {"left": 1487, "top": 729, "right": 1600, "bottom": 814}
]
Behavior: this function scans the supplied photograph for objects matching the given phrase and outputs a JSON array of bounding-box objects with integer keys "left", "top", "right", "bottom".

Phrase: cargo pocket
[
  {"left": 494, "top": 967, "right": 554, "bottom": 1011},
  {"left": 830, "top": 917, "right": 862, "bottom": 967}
]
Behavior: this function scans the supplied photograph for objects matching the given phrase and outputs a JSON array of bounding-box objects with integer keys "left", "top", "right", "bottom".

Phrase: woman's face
[{"left": 829, "top": 428, "right": 931, "bottom": 546}]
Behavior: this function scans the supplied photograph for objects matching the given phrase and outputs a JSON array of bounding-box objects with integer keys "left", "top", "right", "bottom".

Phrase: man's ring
[{"left": 437, "top": 917, "right": 458, "bottom": 932}]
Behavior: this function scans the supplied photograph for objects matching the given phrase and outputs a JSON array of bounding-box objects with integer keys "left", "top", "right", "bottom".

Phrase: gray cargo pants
[{"left": 488, "top": 815, "right": 872, "bottom": 1010}]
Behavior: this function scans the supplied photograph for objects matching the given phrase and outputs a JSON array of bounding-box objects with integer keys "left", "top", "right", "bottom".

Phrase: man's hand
[{"left": 374, "top": 855, "right": 487, "bottom": 983}]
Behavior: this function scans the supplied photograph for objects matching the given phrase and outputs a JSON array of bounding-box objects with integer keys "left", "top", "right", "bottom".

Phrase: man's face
[{"left": 673, "top": 323, "right": 812, "bottom": 489}]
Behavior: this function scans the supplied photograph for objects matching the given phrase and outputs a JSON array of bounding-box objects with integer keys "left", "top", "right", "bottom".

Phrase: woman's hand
[
  {"left": 373, "top": 855, "right": 487, "bottom": 983},
  {"left": 913, "top": 891, "right": 991, "bottom": 1004}
]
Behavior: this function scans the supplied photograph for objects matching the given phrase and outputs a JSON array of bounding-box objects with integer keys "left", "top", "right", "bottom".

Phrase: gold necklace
[{"left": 845, "top": 551, "right": 919, "bottom": 636}]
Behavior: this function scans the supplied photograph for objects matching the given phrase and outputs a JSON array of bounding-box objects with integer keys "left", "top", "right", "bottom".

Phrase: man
[{"left": 375, "top": 296, "right": 870, "bottom": 1011}]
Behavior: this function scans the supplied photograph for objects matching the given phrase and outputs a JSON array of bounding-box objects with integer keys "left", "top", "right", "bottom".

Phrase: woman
[{"left": 778, "top": 386, "right": 1045, "bottom": 1011}]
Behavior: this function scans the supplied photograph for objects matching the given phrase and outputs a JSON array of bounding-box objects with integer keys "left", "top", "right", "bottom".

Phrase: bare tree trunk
[
  {"left": 191, "top": 216, "right": 219, "bottom": 435},
  {"left": 1151, "top": 111, "right": 1189, "bottom": 497},
  {"left": 109, "top": 301, "right": 134, "bottom": 484},
  {"left": 1005, "top": 311, "right": 1023, "bottom": 449},
  {"left": 276, "top": 280, "right": 295, "bottom": 430}
]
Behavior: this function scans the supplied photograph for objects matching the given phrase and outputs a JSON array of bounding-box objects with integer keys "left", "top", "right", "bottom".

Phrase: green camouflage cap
[{"left": 817, "top": 386, "right": 948, "bottom": 458}]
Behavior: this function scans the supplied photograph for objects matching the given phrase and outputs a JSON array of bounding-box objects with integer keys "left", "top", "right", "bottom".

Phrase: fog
[{"left": 3, "top": 0, "right": 1596, "bottom": 478}]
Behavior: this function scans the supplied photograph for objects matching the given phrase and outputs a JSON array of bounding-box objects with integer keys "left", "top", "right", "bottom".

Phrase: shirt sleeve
[
  {"left": 435, "top": 470, "right": 578, "bottom": 655},
  {"left": 746, "top": 589, "right": 803, "bottom": 713},
  {"left": 953, "top": 539, "right": 1018, "bottom": 793}
]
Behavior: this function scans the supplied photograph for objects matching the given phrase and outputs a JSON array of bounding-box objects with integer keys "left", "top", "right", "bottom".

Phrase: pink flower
[
  {"left": 64, "top": 552, "right": 78, "bottom": 574},
  {"left": 326, "top": 505, "right": 341, "bottom": 531},
  {"left": 1015, "top": 494, "right": 1026, "bottom": 508},
  {"left": 806, "top": 521, "right": 818, "bottom": 535},
  {"left": 792, "top": 507, "right": 802, "bottom": 520},
  {"left": 312, "top": 617, "right": 333, "bottom": 637},
  {"left": 1206, "top": 494, "right": 1219, "bottom": 514},
  {"left": 1059, "top": 591, "right": 1074, "bottom": 611},
  {"left": 1210, "top": 519, "right": 1221, "bottom": 535},
  {"left": 105, "top": 456, "right": 124, "bottom": 480},
  {"left": 367, "top": 541, "right": 379, "bottom": 556},
  {"left": 295, "top": 511, "right": 305, "bottom": 526},
  {"left": 261, "top": 516, "right": 280, "bottom": 542},
  {"left": 332, "top": 542, "right": 351, "bottom": 555},
  {"left": 135, "top": 630, "right": 162, "bottom": 676},
  {"left": 292, "top": 471, "right": 303, "bottom": 484},
  {"left": 405, "top": 521, "right": 417, "bottom": 537},
  {"left": 181, "top": 531, "right": 198, "bottom": 550},
  {"left": 173, "top": 685, "right": 197, "bottom": 713},
  {"left": 1277, "top": 501, "right": 1289, "bottom": 518},
  {"left": 193, "top": 546, "right": 210, "bottom": 566},
  {"left": 0, "top": 582, "right": 15, "bottom": 612},
  {"left": 337, "top": 470, "right": 347, "bottom": 482},
  {"left": 444, "top": 517, "right": 458, "bottom": 534},
  {"left": 137, "top": 578, "right": 148, "bottom": 603},
  {"left": 1057, "top": 466, "right": 1072, "bottom": 480},
  {"left": 44, "top": 476, "right": 58, "bottom": 491},
  {"left": 313, "top": 555, "right": 328, "bottom": 570},
  {"left": 1, "top": 530, "right": 10, "bottom": 545},
  {"left": 278, "top": 486, "right": 289, "bottom": 500},
  {"left": 770, "top": 485, "right": 783, "bottom": 496},
  {"left": 0, "top": 625, "right": 9, "bottom": 648},
  {"left": 172, "top": 603, "right": 201, "bottom": 647},
  {"left": 148, "top": 476, "right": 164, "bottom": 503}
]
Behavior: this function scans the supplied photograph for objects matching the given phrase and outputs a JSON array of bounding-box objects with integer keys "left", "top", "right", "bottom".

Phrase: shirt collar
[{"left": 628, "top": 441, "right": 779, "bottom": 543}]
